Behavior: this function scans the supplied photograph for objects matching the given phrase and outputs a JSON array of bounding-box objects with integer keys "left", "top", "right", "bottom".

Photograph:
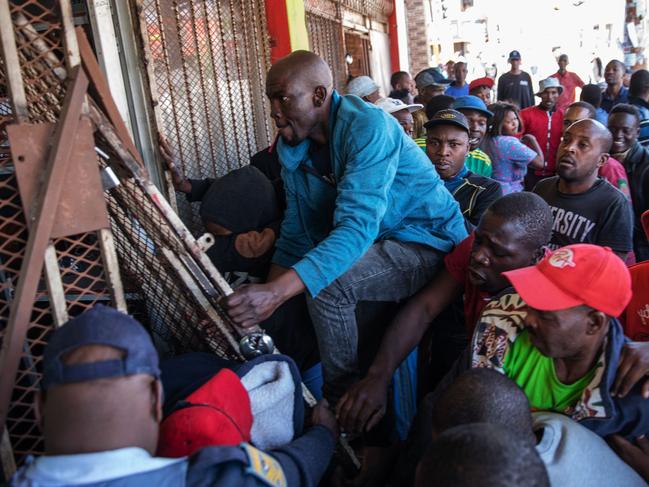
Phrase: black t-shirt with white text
[
  {"left": 497, "top": 71, "right": 535, "bottom": 109},
  {"left": 533, "top": 177, "right": 633, "bottom": 253}
]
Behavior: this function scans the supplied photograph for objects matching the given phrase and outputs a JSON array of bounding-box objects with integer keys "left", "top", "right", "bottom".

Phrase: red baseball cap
[
  {"left": 503, "top": 244, "right": 632, "bottom": 317},
  {"left": 157, "top": 368, "right": 252, "bottom": 457},
  {"left": 469, "top": 77, "right": 495, "bottom": 92}
]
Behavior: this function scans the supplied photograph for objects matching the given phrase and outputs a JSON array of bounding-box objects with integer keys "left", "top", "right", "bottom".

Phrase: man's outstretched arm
[{"left": 336, "top": 268, "right": 462, "bottom": 433}]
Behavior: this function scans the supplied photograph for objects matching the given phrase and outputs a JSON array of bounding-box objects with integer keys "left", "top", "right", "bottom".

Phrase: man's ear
[
  {"left": 34, "top": 390, "right": 45, "bottom": 431},
  {"left": 586, "top": 310, "right": 608, "bottom": 336},
  {"left": 152, "top": 379, "right": 163, "bottom": 423},
  {"left": 597, "top": 152, "right": 609, "bottom": 169},
  {"left": 313, "top": 86, "right": 327, "bottom": 107}
]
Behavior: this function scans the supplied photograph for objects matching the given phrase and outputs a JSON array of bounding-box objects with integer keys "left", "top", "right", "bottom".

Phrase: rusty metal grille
[
  {"left": 0, "top": 0, "right": 118, "bottom": 463},
  {"left": 99, "top": 155, "right": 242, "bottom": 359},
  {"left": 306, "top": 11, "right": 347, "bottom": 91},
  {"left": 140, "top": 0, "right": 272, "bottom": 231},
  {"left": 340, "top": 0, "right": 393, "bottom": 17},
  {"left": 0, "top": 49, "right": 52, "bottom": 461},
  {"left": 9, "top": 2, "right": 66, "bottom": 122}
]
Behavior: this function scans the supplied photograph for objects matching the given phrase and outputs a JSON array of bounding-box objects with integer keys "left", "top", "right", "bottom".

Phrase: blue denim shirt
[
  {"left": 601, "top": 85, "right": 629, "bottom": 113},
  {"left": 273, "top": 91, "right": 467, "bottom": 296}
]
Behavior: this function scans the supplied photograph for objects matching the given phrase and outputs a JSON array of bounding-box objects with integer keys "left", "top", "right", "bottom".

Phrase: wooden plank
[
  {"left": 0, "top": 0, "right": 28, "bottom": 121},
  {"left": 76, "top": 27, "right": 145, "bottom": 170},
  {"left": 59, "top": 0, "right": 81, "bottom": 70},
  {"left": 43, "top": 244, "right": 69, "bottom": 327},
  {"left": 0, "top": 66, "right": 88, "bottom": 427},
  {"left": 97, "top": 229, "right": 127, "bottom": 312}
]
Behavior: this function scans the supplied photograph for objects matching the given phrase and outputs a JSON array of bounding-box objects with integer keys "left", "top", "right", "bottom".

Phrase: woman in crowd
[{"left": 484, "top": 102, "right": 545, "bottom": 193}]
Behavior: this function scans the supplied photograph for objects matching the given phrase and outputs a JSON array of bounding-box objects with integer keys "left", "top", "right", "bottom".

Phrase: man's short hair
[
  {"left": 566, "top": 101, "right": 596, "bottom": 119},
  {"left": 431, "top": 369, "right": 533, "bottom": 441},
  {"left": 610, "top": 103, "right": 641, "bottom": 124},
  {"left": 416, "top": 423, "right": 550, "bottom": 487},
  {"left": 425, "top": 94, "right": 455, "bottom": 119},
  {"left": 608, "top": 59, "right": 625, "bottom": 71},
  {"left": 390, "top": 71, "right": 410, "bottom": 89},
  {"left": 485, "top": 192, "right": 553, "bottom": 249},
  {"left": 630, "top": 69, "right": 649, "bottom": 98},
  {"left": 580, "top": 84, "right": 602, "bottom": 108}
]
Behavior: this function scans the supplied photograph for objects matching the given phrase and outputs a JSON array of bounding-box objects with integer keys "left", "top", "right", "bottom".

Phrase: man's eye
[{"left": 281, "top": 96, "right": 290, "bottom": 103}]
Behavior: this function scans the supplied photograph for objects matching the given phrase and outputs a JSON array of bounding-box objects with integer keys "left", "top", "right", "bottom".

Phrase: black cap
[
  {"left": 42, "top": 305, "right": 160, "bottom": 390},
  {"left": 424, "top": 109, "right": 470, "bottom": 132},
  {"left": 508, "top": 50, "right": 521, "bottom": 61}
]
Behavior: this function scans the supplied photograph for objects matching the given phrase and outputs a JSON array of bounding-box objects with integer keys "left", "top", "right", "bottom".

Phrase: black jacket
[{"left": 451, "top": 171, "right": 503, "bottom": 228}]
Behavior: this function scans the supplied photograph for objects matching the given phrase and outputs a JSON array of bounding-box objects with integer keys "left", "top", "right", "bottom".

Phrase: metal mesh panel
[
  {"left": 0, "top": 50, "right": 53, "bottom": 461},
  {"left": 340, "top": 0, "right": 393, "bottom": 17},
  {"left": 10, "top": 2, "right": 66, "bottom": 122},
  {"left": 140, "top": 0, "right": 272, "bottom": 231},
  {"left": 305, "top": 11, "right": 347, "bottom": 91},
  {"left": 0, "top": 1, "right": 119, "bottom": 463},
  {"left": 98, "top": 152, "right": 242, "bottom": 359},
  {"left": 0, "top": 0, "right": 246, "bottom": 467}
]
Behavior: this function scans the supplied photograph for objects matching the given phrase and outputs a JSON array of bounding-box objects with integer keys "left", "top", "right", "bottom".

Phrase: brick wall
[{"left": 405, "top": 0, "right": 429, "bottom": 76}]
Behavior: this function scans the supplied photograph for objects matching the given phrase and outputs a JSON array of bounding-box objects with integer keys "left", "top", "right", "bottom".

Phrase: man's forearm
[
  {"left": 367, "top": 271, "right": 463, "bottom": 380},
  {"left": 268, "top": 268, "right": 306, "bottom": 305}
]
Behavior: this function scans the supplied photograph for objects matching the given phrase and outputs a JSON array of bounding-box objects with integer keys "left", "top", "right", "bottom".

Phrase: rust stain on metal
[{"left": 8, "top": 120, "right": 109, "bottom": 238}]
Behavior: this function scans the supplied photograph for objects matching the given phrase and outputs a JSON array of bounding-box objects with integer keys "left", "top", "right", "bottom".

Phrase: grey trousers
[{"left": 305, "top": 240, "right": 444, "bottom": 404}]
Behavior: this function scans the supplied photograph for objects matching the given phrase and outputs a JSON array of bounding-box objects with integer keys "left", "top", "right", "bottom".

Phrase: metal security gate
[
  {"left": 0, "top": 0, "right": 124, "bottom": 466},
  {"left": 138, "top": 0, "right": 273, "bottom": 230},
  {"left": 0, "top": 0, "right": 251, "bottom": 473},
  {"left": 305, "top": 0, "right": 346, "bottom": 91}
]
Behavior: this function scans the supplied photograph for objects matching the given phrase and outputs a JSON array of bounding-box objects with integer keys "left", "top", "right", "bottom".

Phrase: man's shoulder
[
  {"left": 533, "top": 176, "right": 559, "bottom": 194},
  {"left": 337, "top": 95, "right": 388, "bottom": 126},
  {"left": 592, "top": 177, "right": 630, "bottom": 203},
  {"left": 465, "top": 171, "right": 501, "bottom": 192},
  {"left": 520, "top": 105, "right": 538, "bottom": 116},
  {"left": 187, "top": 443, "right": 287, "bottom": 486}
]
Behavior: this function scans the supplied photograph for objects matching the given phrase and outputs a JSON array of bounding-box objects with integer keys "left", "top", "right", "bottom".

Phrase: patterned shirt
[{"left": 490, "top": 135, "right": 537, "bottom": 194}]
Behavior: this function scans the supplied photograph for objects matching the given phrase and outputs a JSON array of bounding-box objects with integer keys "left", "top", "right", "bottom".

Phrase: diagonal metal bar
[{"left": 0, "top": 65, "right": 88, "bottom": 427}]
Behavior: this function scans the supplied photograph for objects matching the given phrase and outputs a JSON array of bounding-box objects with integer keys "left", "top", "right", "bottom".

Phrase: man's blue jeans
[{"left": 305, "top": 240, "right": 444, "bottom": 404}]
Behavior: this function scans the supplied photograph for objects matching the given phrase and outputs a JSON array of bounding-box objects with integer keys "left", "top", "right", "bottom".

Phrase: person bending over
[{"left": 222, "top": 51, "right": 466, "bottom": 404}]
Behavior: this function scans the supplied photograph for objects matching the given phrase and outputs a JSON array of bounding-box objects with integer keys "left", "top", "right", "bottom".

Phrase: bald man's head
[
  {"left": 268, "top": 50, "right": 333, "bottom": 90},
  {"left": 266, "top": 51, "right": 334, "bottom": 146},
  {"left": 556, "top": 119, "right": 611, "bottom": 185}
]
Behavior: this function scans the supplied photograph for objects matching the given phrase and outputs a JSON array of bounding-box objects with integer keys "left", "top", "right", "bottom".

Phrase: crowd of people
[{"left": 11, "top": 48, "right": 649, "bottom": 486}]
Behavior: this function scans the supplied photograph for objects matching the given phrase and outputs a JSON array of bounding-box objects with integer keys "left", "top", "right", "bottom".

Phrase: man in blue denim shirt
[
  {"left": 223, "top": 51, "right": 467, "bottom": 403},
  {"left": 601, "top": 60, "right": 629, "bottom": 113}
]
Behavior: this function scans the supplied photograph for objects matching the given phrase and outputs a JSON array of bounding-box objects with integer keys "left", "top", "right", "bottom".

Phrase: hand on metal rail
[{"left": 158, "top": 134, "right": 191, "bottom": 193}]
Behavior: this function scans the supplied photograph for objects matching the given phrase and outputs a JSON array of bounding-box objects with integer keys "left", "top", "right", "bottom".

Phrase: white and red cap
[{"left": 503, "top": 244, "right": 632, "bottom": 317}]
